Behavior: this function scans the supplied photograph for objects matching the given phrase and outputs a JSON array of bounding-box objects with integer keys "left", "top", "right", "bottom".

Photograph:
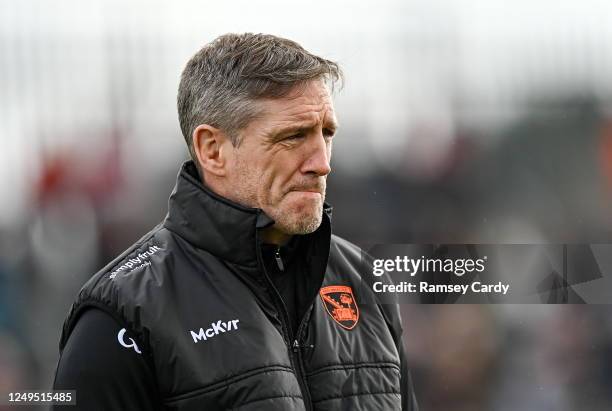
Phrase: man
[{"left": 53, "top": 33, "right": 418, "bottom": 410}]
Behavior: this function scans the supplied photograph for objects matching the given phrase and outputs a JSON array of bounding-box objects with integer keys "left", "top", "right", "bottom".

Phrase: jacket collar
[{"left": 163, "top": 161, "right": 332, "bottom": 269}]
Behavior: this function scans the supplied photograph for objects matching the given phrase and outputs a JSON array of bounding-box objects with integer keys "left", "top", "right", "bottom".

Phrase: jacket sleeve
[
  {"left": 399, "top": 339, "right": 419, "bottom": 411},
  {"left": 360, "top": 246, "right": 419, "bottom": 410},
  {"left": 375, "top": 297, "right": 420, "bottom": 410},
  {"left": 52, "top": 308, "right": 162, "bottom": 411}
]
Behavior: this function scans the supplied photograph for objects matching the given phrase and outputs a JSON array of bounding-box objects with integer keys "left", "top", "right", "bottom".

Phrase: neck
[{"left": 261, "top": 226, "right": 292, "bottom": 246}]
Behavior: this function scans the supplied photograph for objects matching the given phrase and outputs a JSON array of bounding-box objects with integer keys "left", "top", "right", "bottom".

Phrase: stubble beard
[
  {"left": 232, "top": 167, "right": 326, "bottom": 236},
  {"left": 271, "top": 190, "right": 325, "bottom": 235}
]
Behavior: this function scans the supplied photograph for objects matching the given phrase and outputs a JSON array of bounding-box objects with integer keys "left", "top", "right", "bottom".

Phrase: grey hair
[{"left": 177, "top": 33, "right": 343, "bottom": 170}]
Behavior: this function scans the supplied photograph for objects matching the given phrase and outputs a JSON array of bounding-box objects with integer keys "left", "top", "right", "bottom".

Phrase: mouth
[
  {"left": 289, "top": 188, "right": 323, "bottom": 196},
  {"left": 291, "top": 190, "right": 322, "bottom": 199},
  {"left": 285, "top": 188, "right": 324, "bottom": 204}
]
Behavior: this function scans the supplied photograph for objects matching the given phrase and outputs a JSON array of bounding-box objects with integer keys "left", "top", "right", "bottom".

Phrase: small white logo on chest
[{"left": 190, "top": 319, "right": 240, "bottom": 343}]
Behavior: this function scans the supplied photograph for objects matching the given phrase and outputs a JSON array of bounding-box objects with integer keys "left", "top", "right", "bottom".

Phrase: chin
[
  {"left": 286, "top": 219, "right": 321, "bottom": 235},
  {"left": 266, "top": 195, "right": 324, "bottom": 235},
  {"left": 276, "top": 209, "right": 322, "bottom": 235}
]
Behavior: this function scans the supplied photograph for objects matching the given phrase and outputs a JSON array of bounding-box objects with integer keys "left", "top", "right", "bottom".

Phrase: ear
[{"left": 192, "top": 124, "right": 230, "bottom": 177}]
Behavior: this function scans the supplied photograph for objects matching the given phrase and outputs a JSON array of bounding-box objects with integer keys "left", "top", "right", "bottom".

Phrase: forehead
[{"left": 255, "top": 81, "right": 338, "bottom": 132}]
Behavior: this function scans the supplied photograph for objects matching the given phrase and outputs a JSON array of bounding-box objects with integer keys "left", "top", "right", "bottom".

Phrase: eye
[
  {"left": 285, "top": 132, "right": 305, "bottom": 140},
  {"left": 323, "top": 128, "right": 335, "bottom": 141}
]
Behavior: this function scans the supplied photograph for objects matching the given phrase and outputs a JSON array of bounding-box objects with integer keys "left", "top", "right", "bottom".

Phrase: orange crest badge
[{"left": 319, "top": 285, "right": 359, "bottom": 330}]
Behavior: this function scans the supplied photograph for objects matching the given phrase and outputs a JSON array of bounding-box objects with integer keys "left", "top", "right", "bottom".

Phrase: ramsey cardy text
[{"left": 373, "top": 281, "right": 510, "bottom": 295}]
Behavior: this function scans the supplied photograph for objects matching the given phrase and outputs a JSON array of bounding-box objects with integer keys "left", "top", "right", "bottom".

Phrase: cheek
[
  {"left": 258, "top": 161, "right": 296, "bottom": 204},
  {"left": 259, "top": 168, "right": 284, "bottom": 200},
  {"left": 232, "top": 155, "right": 262, "bottom": 197}
]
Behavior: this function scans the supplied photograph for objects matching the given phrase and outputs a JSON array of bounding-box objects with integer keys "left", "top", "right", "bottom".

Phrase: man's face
[{"left": 226, "top": 80, "right": 337, "bottom": 236}]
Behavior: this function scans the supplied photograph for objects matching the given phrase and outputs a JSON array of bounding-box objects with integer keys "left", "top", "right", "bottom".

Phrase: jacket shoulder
[
  {"left": 84, "top": 224, "right": 174, "bottom": 292},
  {"left": 60, "top": 223, "right": 179, "bottom": 352},
  {"left": 329, "top": 234, "right": 379, "bottom": 283},
  {"left": 329, "top": 234, "right": 365, "bottom": 265}
]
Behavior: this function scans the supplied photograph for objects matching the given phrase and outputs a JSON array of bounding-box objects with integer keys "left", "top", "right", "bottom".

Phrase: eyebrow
[{"left": 270, "top": 120, "right": 339, "bottom": 139}]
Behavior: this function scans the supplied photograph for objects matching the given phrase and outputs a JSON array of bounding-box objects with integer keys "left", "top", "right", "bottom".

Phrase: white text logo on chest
[{"left": 190, "top": 319, "right": 240, "bottom": 343}]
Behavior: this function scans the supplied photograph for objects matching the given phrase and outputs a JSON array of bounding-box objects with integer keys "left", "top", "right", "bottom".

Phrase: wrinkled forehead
[{"left": 256, "top": 80, "right": 338, "bottom": 131}]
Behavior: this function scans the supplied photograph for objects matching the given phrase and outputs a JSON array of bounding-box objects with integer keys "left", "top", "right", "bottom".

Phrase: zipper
[
  {"left": 255, "top": 230, "right": 313, "bottom": 411},
  {"left": 292, "top": 306, "right": 316, "bottom": 406},
  {"left": 274, "top": 247, "right": 285, "bottom": 271}
]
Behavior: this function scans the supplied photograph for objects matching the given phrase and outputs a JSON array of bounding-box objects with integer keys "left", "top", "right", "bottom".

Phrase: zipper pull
[
  {"left": 293, "top": 339, "right": 314, "bottom": 352},
  {"left": 275, "top": 248, "right": 285, "bottom": 271}
]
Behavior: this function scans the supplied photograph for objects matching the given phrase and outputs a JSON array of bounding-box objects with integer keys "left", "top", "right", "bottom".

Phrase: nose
[{"left": 301, "top": 132, "right": 332, "bottom": 177}]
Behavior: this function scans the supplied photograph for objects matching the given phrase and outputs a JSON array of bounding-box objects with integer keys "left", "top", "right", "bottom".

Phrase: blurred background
[{"left": 2, "top": 0, "right": 612, "bottom": 409}]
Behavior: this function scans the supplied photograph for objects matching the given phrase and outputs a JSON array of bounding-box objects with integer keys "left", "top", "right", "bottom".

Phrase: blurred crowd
[
  {"left": 402, "top": 305, "right": 612, "bottom": 411},
  {"left": 3, "top": 1, "right": 612, "bottom": 409}
]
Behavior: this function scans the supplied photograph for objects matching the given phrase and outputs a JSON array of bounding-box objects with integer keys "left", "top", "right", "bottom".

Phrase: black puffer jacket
[{"left": 59, "top": 161, "right": 418, "bottom": 410}]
